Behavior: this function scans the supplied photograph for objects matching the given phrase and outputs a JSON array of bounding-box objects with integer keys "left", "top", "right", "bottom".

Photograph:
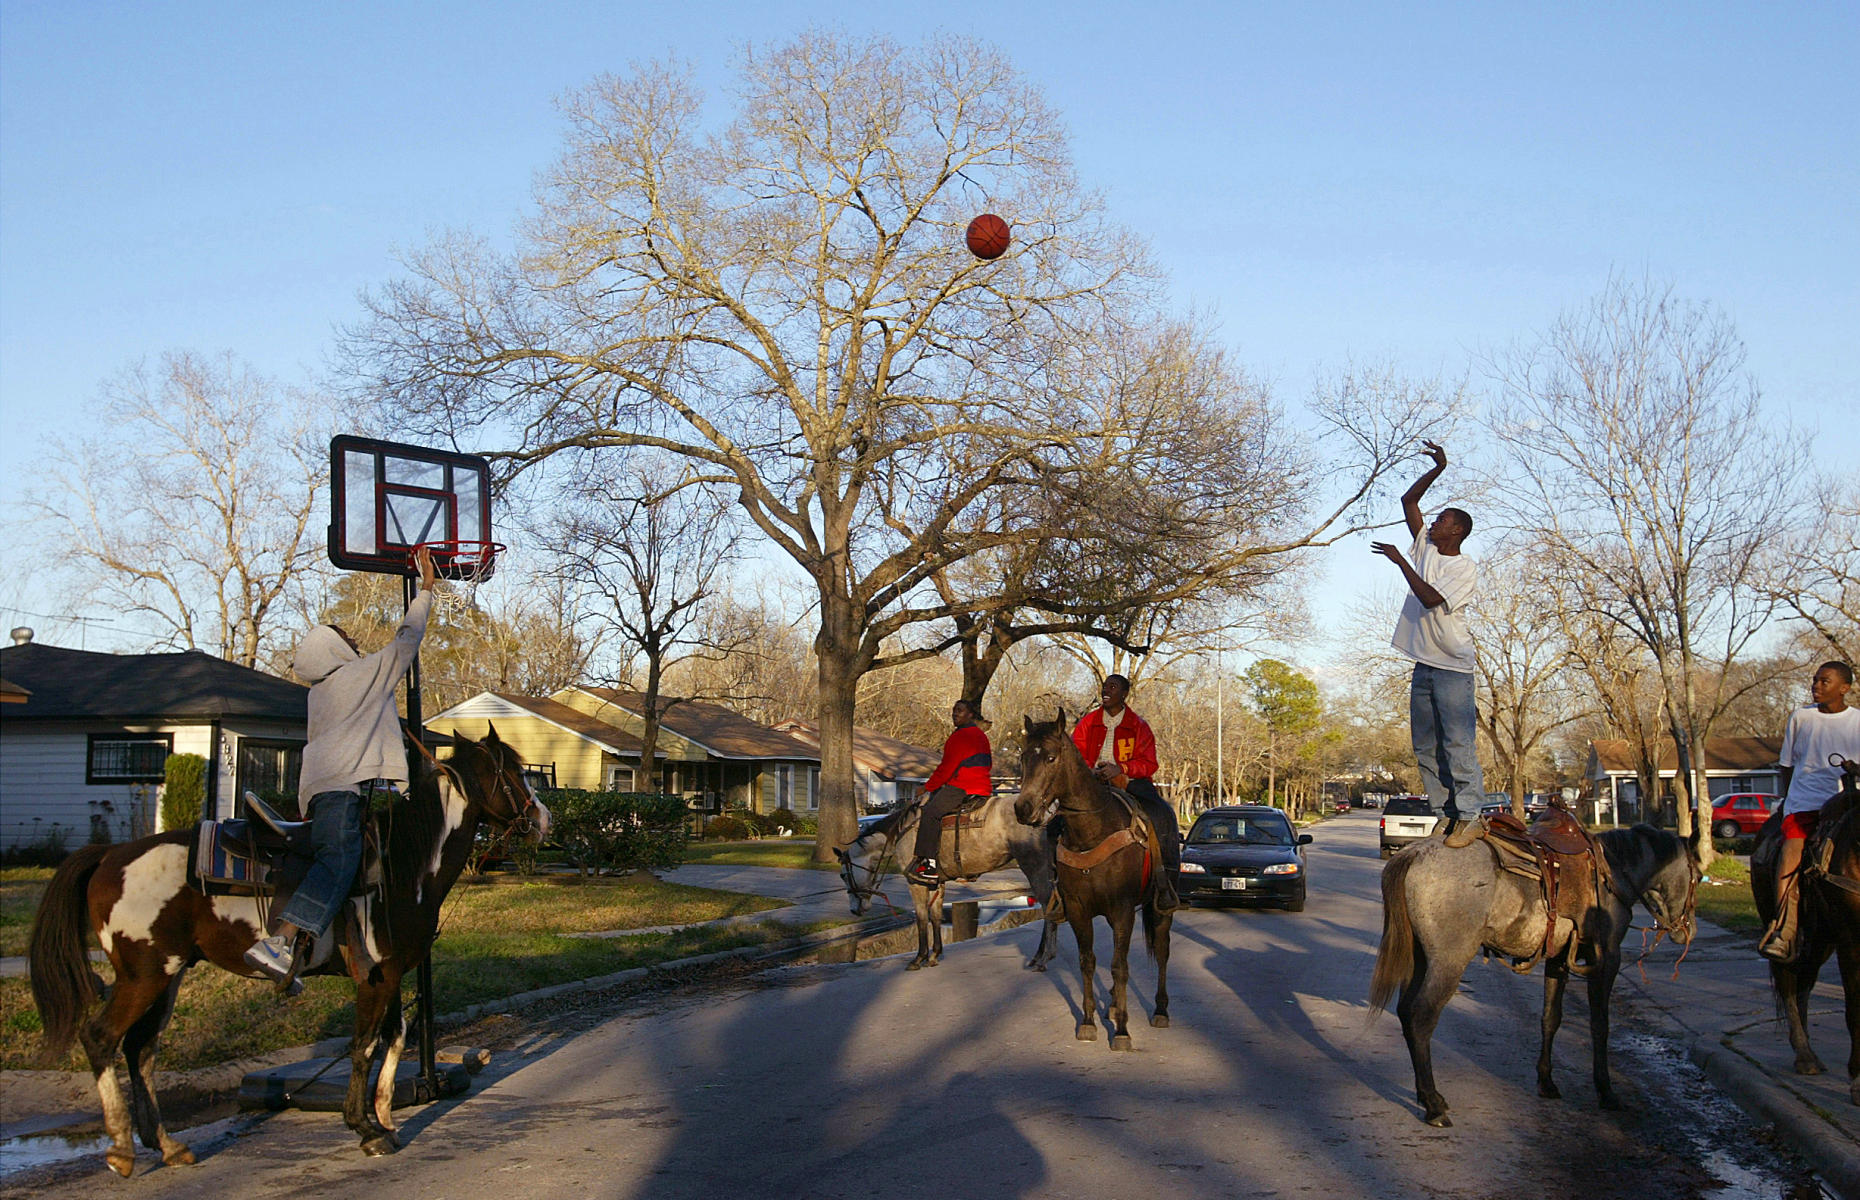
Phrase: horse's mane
[
  {"left": 1597, "top": 823, "right": 1686, "bottom": 888},
  {"left": 861, "top": 793, "right": 924, "bottom": 846}
]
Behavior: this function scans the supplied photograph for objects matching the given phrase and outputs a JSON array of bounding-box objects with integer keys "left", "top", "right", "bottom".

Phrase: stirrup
[
  {"left": 1756, "top": 909, "right": 1798, "bottom": 963},
  {"left": 905, "top": 859, "right": 941, "bottom": 887},
  {"left": 277, "top": 931, "right": 312, "bottom": 995}
]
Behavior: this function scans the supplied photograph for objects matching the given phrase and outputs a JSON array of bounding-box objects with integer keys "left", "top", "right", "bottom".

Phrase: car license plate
[{"left": 1221, "top": 877, "right": 1246, "bottom": 890}]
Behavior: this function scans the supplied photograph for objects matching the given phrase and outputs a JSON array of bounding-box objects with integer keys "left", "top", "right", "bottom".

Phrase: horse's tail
[
  {"left": 28, "top": 843, "right": 111, "bottom": 1064},
  {"left": 1368, "top": 851, "right": 1419, "bottom": 1016},
  {"left": 1141, "top": 896, "right": 1164, "bottom": 961}
]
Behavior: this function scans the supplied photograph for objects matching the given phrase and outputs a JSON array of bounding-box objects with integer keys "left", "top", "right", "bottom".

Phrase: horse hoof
[
  {"left": 163, "top": 1145, "right": 196, "bottom": 1166},
  {"left": 106, "top": 1150, "right": 136, "bottom": 1177},
  {"left": 1110, "top": 1035, "right": 1133, "bottom": 1051},
  {"left": 1076, "top": 1026, "right": 1097, "bottom": 1042},
  {"left": 1598, "top": 1094, "right": 1623, "bottom": 1112},
  {"left": 1538, "top": 1081, "right": 1561, "bottom": 1100},
  {"left": 1424, "top": 1112, "right": 1453, "bottom": 1128},
  {"left": 1795, "top": 1057, "right": 1826, "bottom": 1076},
  {"left": 362, "top": 1133, "right": 400, "bottom": 1157},
  {"left": 1150, "top": 1014, "right": 1170, "bottom": 1028},
  {"left": 906, "top": 960, "right": 924, "bottom": 971}
]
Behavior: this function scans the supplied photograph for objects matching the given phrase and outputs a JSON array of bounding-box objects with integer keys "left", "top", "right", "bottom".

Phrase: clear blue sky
[{"left": 3, "top": 1, "right": 1855, "bottom": 651}]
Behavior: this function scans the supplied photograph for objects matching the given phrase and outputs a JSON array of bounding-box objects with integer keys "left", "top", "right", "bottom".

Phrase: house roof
[
  {"left": 0, "top": 642, "right": 306, "bottom": 722},
  {"left": 0, "top": 677, "right": 28, "bottom": 703},
  {"left": 570, "top": 688, "right": 819, "bottom": 762},
  {"left": 773, "top": 719, "right": 940, "bottom": 780},
  {"left": 432, "top": 692, "right": 659, "bottom": 758},
  {"left": 1589, "top": 735, "right": 1783, "bottom": 775}
]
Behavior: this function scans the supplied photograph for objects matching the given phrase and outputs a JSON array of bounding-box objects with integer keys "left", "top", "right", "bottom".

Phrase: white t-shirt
[
  {"left": 1779, "top": 703, "right": 1860, "bottom": 815},
  {"left": 1389, "top": 528, "right": 1478, "bottom": 673}
]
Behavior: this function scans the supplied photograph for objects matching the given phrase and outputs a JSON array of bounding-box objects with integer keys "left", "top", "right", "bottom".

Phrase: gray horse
[
  {"left": 835, "top": 792, "right": 1060, "bottom": 971},
  {"left": 1369, "top": 824, "right": 1698, "bottom": 1127}
]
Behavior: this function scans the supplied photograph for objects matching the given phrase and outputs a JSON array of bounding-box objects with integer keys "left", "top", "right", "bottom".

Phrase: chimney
[{"left": 9, "top": 627, "right": 31, "bottom": 646}]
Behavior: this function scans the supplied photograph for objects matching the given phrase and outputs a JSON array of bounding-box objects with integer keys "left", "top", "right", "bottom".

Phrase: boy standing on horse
[
  {"left": 245, "top": 546, "right": 439, "bottom": 984},
  {"left": 905, "top": 699, "right": 994, "bottom": 887},
  {"left": 1371, "top": 440, "right": 1482, "bottom": 833},
  {"left": 1760, "top": 660, "right": 1859, "bottom": 962}
]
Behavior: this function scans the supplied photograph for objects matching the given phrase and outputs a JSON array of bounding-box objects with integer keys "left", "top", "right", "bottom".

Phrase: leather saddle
[
  {"left": 191, "top": 793, "right": 381, "bottom": 902},
  {"left": 934, "top": 792, "right": 994, "bottom": 880},
  {"left": 1449, "top": 804, "right": 1611, "bottom": 971}
]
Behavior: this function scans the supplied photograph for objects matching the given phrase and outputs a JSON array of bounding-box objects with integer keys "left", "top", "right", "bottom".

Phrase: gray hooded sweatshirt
[{"left": 292, "top": 590, "right": 433, "bottom": 804}]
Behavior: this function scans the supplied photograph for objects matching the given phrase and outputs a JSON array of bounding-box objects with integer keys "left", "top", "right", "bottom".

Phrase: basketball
[{"left": 965, "top": 213, "right": 1011, "bottom": 260}]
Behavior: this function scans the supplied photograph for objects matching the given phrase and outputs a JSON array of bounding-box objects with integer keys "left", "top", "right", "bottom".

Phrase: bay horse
[
  {"left": 1751, "top": 764, "right": 1860, "bottom": 1106},
  {"left": 1013, "top": 711, "right": 1179, "bottom": 1050},
  {"left": 833, "top": 791, "right": 1060, "bottom": 971},
  {"left": 27, "top": 727, "right": 548, "bottom": 1174},
  {"left": 1369, "top": 824, "right": 1698, "bottom": 1126}
]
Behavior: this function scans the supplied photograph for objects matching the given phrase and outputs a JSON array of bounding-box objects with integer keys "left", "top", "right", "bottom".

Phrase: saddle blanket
[{"left": 194, "top": 820, "right": 276, "bottom": 891}]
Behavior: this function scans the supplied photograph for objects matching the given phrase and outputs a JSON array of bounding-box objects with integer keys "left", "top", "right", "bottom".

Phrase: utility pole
[{"left": 1216, "top": 666, "right": 1224, "bottom": 805}]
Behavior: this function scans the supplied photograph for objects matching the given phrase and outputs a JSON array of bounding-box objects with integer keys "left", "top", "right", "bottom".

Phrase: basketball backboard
[{"left": 327, "top": 436, "right": 495, "bottom": 579}]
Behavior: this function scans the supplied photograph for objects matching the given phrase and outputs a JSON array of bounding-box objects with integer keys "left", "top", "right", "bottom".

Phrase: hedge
[{"left": 546, "top": 790, "right": 689, "bottom": 875}]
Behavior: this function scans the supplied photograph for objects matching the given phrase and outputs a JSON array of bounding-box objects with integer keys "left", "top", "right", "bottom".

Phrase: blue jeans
[
  {"left": 275, "top": 789, "right": 364, "bottom": 938},
  {"left": 1410, "top": 664, "right": 1483, "bottom": 822}
]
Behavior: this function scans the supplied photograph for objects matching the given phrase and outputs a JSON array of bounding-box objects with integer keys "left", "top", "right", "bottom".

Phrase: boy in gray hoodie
[{"left": 245, "top": 547, "right": 438, "bottom": 983}]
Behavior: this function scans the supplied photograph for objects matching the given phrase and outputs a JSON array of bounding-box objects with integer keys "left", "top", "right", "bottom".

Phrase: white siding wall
[{"left": 1, "top": 723, "right": 216, "bottom": 849}]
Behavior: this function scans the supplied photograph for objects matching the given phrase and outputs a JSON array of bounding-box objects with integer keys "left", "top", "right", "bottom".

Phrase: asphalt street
[{"left": 1, "top": 812, "right": 1834, "bottom": 1198}]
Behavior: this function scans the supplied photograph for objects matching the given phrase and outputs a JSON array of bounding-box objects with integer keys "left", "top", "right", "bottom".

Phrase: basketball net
[{"left": 414, "top": 541, "right": 501, "bottom": 625}]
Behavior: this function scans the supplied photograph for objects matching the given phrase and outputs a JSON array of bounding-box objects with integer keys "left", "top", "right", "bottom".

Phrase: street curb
[{"left": 1687, "top": 1035, "right": 1860, "bottom": 1198}]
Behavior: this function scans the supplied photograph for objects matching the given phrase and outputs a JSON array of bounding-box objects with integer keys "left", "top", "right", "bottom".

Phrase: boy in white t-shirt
[
  {"left": 1371, "top": 440, "right": 1483, "bottom": 831},
  {"left": 1759, "top": 660, "right": 1860, "bottom": 961}
]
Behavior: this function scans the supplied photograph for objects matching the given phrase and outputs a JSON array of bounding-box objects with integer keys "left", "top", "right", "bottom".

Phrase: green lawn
[
  {"left": 1696, "top": 854, "right": 1761, "bottom": 933},
  {"left": 680, "top": 839, "right": 838, "bottom": 870},
  {"left": 0, "top": 870, "right": 822, "bottom": 1072},
  {"left": 0, "top": 867, "right": 54, "bottom": 956}
]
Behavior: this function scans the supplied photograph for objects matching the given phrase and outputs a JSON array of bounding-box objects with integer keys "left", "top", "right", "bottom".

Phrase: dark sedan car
[{"left": 1178, "top": 805, "right": 1312, "bottom": 911}]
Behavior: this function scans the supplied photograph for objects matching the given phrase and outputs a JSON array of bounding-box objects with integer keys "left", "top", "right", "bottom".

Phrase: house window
[
  {"left": 86, "top": 734, "right": 173, "bottom": 784},
  {"left": 235, "top": 739, "right": 304, "bottom": 816},
  {"left": 778, "top": 765, "right": 793, "bottom": 809},
  {"left": 806, "top": 768, "right": 819, "bottom": 810},
  {"left": 607, "top": 765, "right": 636, "bottom": 792}
]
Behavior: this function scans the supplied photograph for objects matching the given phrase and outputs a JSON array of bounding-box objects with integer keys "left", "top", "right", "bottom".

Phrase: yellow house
[{"left": 429, "top": 687, "right": 821, "bottom": 816}]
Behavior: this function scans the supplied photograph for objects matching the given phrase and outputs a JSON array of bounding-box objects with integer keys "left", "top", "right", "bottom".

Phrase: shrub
[
  {"left": 704, "top": 814, "right": 751, "bottom": 840},
  {"left": 161, "top": 754, "right": 208, "bottom": 830},
  {"left": 548, "top": 790, "right": 690, "bottom": 874},
  {"left": 768, "top": 808, "right": 817, "bottom": 837}
]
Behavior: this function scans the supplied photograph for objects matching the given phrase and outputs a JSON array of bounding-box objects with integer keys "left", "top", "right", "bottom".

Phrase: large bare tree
[
  {"left": 350, "top": 33, "right": 1334, "bottom": 857},
  {"left": 36, "top": 351, "right": 327, "bottom": 666},
  {"left": 1467, "top": 557, "right": 1587, "bottom": 815},
  {"left": 1489, "top": 279, "right": 1810, "bottom": 862}
]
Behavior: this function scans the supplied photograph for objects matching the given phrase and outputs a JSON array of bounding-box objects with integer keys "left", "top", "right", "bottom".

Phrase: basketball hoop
[
  {"left": 413, "top": 541, "right": 504, "bottom": 623},
  {"left": 411, "top": 540, "right": 504, "bottom": 584}
]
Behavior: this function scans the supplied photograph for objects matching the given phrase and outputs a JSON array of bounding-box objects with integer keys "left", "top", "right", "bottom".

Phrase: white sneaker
[{"left": 244, "top": 934, "right": 295, "bottom": 981}]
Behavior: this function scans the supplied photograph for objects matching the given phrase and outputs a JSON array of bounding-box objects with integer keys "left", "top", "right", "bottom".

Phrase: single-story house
[
  {"left": 0, "top": 637, "right": 308, "bottom": 850},
  {"left": 1585, "top": 735, "right": 1783, "bottom": 825},
  {"left": 430, "top": 687, "right": 821, "bottom": 814},
  {"left": 771, "top": 719, "right": 939, "bottom": 812}
]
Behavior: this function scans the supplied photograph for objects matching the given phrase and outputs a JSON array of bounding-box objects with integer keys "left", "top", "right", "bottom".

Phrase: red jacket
[
  {"left": 925, "top": 724, "right": 994, "bottom": 795},
  {"left": 1072, "top": 706, "right": 1158, "bottom": 781}
]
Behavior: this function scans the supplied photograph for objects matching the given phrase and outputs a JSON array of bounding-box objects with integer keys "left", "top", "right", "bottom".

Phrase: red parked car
[{"left": 1711, "top": 793, "right": 1780, "bottom": 838}]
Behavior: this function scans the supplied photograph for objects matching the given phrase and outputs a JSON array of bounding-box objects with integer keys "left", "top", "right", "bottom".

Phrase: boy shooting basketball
[{"left": 244, "top": 546, "right": 439, "bottom": 984}]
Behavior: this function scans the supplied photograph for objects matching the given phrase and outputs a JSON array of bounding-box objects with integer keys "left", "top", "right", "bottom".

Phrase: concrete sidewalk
[{"left": 1617, "top": 914, "right": 1859, "bottom": 1194}]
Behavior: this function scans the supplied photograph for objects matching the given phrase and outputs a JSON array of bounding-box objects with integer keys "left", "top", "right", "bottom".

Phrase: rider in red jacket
[
  {"left": 1072, "top": 675, "right": 1158, "bottom": 796},
  {"left": 905, "top": 699, "right": 994, "bottom": 886},
  {"left": 1072, "top": 674, "right": 1180, "bottom": 886}
]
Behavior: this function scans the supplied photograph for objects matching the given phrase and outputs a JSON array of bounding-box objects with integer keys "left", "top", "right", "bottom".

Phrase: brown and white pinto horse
[{"left": 28, "top": 727, "right": 548, "bottom": 1174}]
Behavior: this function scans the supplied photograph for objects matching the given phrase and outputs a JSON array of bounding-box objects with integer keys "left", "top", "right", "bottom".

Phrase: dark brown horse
[
  {"left": 1752, "top": 765, "right": 1860, "bottom": 1106},
  {"left": 1013, "top": 711, "right": 1178, "bottom": 1050},
  {"left": 28, "top": 727, "right": 548, "bottom": 1174}
]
